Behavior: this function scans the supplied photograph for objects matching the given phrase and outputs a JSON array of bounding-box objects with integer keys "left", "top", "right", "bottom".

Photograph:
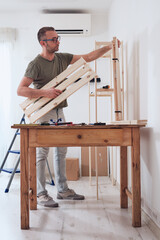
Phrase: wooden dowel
[
  {"left": 110, "top": 54, "right": 113, "bottom": 88},
  {"left": 111, "top": 147, "right": 114, "bottom": 185},
  {"left": 88, "top": 82, "right": 91, "bottom": 123},
  {"left": 125, "top": 188, "right": 132, "bottom": 200},
  {"left": 29, "top": 188, "right": 33, "bottom": 198},
  {"left": 95, "top": 146, "right": 98, "bottom": 200},
  {"left": 89, "top": 146, "right": 92, "bottom": 185}
]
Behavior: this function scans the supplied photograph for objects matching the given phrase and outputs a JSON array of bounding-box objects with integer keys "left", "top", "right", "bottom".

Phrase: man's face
[{"left": 43, "top": 31, "right": 60, "bottom": 53}]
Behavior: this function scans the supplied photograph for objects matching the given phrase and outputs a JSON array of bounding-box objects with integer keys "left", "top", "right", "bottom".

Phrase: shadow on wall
[
  {"left": 148, "top": 20, "right": 160, "bottom": 126},
  {"left": 139, "top": 22, "right": 160, "bottom": 226},
  {"left": 125, "top": 40, "right": 140, "bottom": 120},
  {"left": 140, "top": 128, "right": 156, "bottom": 175},
  {"left": 140, "top": 127, "right": 159, "bottom": 218},
  {"left": 91, "top": 14, "right": 109, "bottom": 36},
  {"left": 140, "top": 21, "right": 160, "bottom": 180}
]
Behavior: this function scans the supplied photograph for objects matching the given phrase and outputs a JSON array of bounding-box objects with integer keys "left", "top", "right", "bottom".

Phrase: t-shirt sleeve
[
  {"left": 61, "top": 53, "right": 73, "bottom": 65},
  {"left": 24, "top": 61, "right": 39, "bottom": 79}
]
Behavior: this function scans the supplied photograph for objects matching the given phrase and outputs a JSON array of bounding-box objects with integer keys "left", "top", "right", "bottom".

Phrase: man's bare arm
[
  {"left": 70, "top": 40, "right": 121, "bottom": 64},
  {"left": 71, "top": 45, "right": 112, "bottom": 64},
  {"left": 17, "top": 76, "right": 62, "bottom": 99}
]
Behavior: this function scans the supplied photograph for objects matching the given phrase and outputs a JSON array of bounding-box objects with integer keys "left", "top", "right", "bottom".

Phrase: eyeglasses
[{"left": 42, "top": 36, "right": 61, "bottom": 43}]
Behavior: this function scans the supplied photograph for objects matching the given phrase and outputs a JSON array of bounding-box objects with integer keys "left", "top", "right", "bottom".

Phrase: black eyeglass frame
[{"left": 42, "top": 36, "right": 61, "bottom": 43}]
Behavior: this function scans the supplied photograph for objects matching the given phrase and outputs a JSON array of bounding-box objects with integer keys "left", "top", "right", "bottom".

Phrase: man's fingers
[
  {"left": 51, "top": 87, "right": 62, "bottom": 94},
  {"left": 55, "top": 89, "right": 62, "bottom": 96},
  {"left": 56, "top": 89, "right": 62, "bottom": 94},
  {"left": 54, "top": 88, "right": 62, "bottom": 97}
]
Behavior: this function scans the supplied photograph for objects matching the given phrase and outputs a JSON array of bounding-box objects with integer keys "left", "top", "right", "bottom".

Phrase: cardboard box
[
  {"left": 81, "top": 147, "right": 108, "bottom": 176},
  {"left": 66, "top": 158, "right": 79, "bottom": 181}
]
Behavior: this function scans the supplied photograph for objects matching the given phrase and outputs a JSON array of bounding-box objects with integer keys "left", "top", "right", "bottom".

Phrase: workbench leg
[
  {"left": 131, "top": 128, "right": 141, "bottom": 227},
  {"left": 120, "top": 146, "right": 128, "bottom": 208},
  {"left": 29, "top": 147, "right": 37, "bottom": 210},
  {"left": 20, "top": 129, "right": 29, "bottom": 229}
]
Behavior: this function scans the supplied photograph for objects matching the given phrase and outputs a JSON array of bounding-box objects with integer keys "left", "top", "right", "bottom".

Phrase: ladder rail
[
  {"left": 0, "top": 114, "right": 25, "bottom": 173},
  {"left": 1, "top": 113, "right": 55, "bottom": 192},
  {"left": 46, "top": 159, "right": 55, "bottom": 186},
  {"left": 5, "top": 157, "right": 20, "bottom": 193}
]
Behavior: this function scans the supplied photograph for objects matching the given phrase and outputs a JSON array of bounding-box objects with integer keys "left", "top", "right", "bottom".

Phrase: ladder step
[
  {"left": 0, "top": 114, "right": 24, "bottom": 192},
  {"left": 8, "top": 150, "right": 20, "bottom": 154},
  {"left": 0, "top": 168, "right": 20, "bottom": 174}
]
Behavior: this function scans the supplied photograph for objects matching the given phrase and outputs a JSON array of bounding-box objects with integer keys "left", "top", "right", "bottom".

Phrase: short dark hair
[{"left": 37, "top": 27, "right": 55, "bottom": 42}]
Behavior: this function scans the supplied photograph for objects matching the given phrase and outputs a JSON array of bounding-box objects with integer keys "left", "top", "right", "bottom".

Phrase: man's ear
[{"left": 40, "top": 40, "right": 45, "bottom": 47}]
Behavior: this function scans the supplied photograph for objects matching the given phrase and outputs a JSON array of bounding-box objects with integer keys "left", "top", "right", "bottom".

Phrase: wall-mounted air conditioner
[{"left": 39, "top": 13, "right": 91, "bottom": 36}]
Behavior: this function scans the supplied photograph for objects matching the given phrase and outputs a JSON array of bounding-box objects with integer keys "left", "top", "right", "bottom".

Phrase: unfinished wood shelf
[
  {"left": 88, "top": 37, "right": 125, "bottom": 199},
  {"left": 88, "top": 38, "right": 125, "bottom": 122},
  {"left": 20, "top": 58, "right": 96, "bottom": 123}
]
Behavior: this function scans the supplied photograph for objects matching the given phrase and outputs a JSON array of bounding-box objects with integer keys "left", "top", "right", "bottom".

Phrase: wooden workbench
[{"left": 12, "top": 124, "right": 145, "bottom": 229}]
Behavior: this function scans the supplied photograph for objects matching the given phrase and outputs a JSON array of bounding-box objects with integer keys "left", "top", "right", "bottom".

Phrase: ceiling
[{"left": 0, "top": 0, "right": 112, "bottom": 14}]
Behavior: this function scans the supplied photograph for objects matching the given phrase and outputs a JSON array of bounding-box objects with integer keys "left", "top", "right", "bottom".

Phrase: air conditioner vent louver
[
  {"left": 56, "top": 29, "right": 84, "bottom": 35},
  {"left": 39, "top": 14, "right": 91, "bottom": 36}
]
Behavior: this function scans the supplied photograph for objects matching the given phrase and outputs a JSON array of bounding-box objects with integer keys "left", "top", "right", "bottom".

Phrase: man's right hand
[{"left": 45, "top": 87, "right": 62, "bottom": 98}]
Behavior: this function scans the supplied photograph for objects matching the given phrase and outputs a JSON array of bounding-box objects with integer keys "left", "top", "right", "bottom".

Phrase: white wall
[
  {"left": 107, "top": 0, "right": 160, "bottom": 228},
  {"left": 0, "top": 12, "right": 110, "bottom": 168},
  {"left": 1, "top": 0, "right": 160, "bottom": 229}
]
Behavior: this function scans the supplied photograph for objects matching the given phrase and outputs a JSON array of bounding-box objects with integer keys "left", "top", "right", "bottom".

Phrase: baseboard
[
  {"left": 142, "top": 209, "right": 160, "bottom": 240},
  {"left": 109, "top": 177, "right": 160, "bottom": 238}
]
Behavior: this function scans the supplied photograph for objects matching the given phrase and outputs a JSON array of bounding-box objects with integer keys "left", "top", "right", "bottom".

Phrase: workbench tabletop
[{"left": 11, "top": 123, "right": 146, "bottom": 129}]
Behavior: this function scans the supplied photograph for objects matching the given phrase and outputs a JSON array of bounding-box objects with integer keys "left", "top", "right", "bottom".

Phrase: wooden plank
[
  {"left": 120, "top": 146, "right": 128, "bottom": 208},
  {"left": 20, "top": 58, "right": 86, "bottom": 110},
  {"left": 95, "top": 65, "right": 98, "bottom": 123},
  {"left": 131, "top": 120, "right": 147, "bottom": 125},
  {"left": 29, "top": 147, "right": 37, "bottom": 210},
  {"left": 116, "top": 40, "right": 122, "bottom": 118},
  {"left": 29, "top": 70, "right": 96, "bottom": 123},
  {"left": 106, "top": 120, "right": 147, "bottom": 126},
  {"left": 120, "top": 41, "right": 125, "bottom": 120},
  {"left": 110, "top": 54, "right": 113, "bottom": 88},
  {"left": 96, "top": 88, "right": 123, "bottom": 92},
  {"left": 90, "top": 93, "right": 112, "bottom": 97},
  {"left": 112, "top": 37, "right": 122, "bottom": 121},
  {"left": 131, "top": 127, "right": 141, "bottom": 227},
  {"left": 95, "top": 41, "right": 112, "bottom": 46},
  {"left": 20, "top": 129, "right": 29, "bottom": 229},
  {"left": 24, "top": 64, "right": 90, "bottom": 117}
]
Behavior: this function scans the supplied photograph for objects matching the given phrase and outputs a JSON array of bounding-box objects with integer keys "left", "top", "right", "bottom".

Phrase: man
[{"left": 17, "top": 27, "right": 116, "bottom": 208}]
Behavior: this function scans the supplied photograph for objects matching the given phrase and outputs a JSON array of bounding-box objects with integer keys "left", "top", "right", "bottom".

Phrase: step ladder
[{"left": 0, "top": 114, "right": 54, "bottom": 192}]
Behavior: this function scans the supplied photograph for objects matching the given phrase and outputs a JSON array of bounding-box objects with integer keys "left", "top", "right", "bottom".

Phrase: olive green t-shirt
[{"left": 24, "top": 53, "right": 73, "bottom": 108}]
